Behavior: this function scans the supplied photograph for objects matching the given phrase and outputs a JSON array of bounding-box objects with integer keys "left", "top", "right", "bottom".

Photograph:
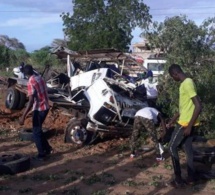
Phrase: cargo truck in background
[{"left": 143, "top": 57, "right": 166, "bottom": 82}]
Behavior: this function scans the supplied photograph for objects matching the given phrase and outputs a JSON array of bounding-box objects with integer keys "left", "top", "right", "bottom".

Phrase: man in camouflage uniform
[{"left": 130, "top": 107, "right": 166, "bottom": 158}]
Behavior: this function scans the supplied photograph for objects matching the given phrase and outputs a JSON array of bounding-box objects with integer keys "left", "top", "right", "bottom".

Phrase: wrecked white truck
[
  {"left": 2, "top": 47, "right": 148, "bottom": 145},
  {"left": 50, "top": 47, "right": 148, "bottom": 145}
]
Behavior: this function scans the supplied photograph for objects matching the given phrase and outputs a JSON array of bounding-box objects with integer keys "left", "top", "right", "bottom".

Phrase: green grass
[
  {"left": 148, "top": 175, "right": 163, "bottom": 187},
  {"left": 117, "top": 143, "right": 129, "bottom": 152},
  {"left": 148, "top": 181, "right": 159, "bottom": 187},
  {"left": 92, "top": 189, "right": 110, "bottom": 195},
  {"left": 122, "top": 180, "right": 139, "bottom": 187},
  {"left": 133, "top": 161, "right": 147, "bottom": 169},
  {"left": 0, "top": 186, "right": 10, "bottom": 191},
  {"left": 100, "top": 172, "right": 116, "bottom": 185},
  {"left": 163, "top": 163, "right": 173, "bottom": 170},
  {"left": 61, "top": 187, "right": 79, "bottom": 195},
  {"left": 64, "top": 176, "right": 78, "bottom": 184},
  {"left": 18, "top": 188, "right": 33, "bottom": 194},
  {"left": 84, "top": 172, "right": 116, "bottom": 186},
  {"left": 30, "top": 174, "right": 62, "bottom": 181},
  {"left": 0, "top": 129, "right": 11, "bottom": 137},
  {"left": 205, "top": 132, "right": 215, "bottom": 139},
  {"left": 84, "top": 174, "right": 101, "bottom": 185},
  {"left": 0, "top": 69, "right": 13, "bottom": 77}
]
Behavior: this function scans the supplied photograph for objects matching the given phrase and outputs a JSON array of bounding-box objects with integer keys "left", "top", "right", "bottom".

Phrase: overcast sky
[{"left": 0, "top": 0, "right": 215, "bottom": 52}]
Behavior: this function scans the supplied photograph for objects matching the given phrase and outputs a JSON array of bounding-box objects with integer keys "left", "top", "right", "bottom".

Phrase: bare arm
[
  {"left": 19, "top": 95, "right": 34, "bottom": 125},
  {"left": 184, "top": 96, "right": 202, "bottom": 136},
  {"left": 166, "top": 112, "right": 180, "bottom": 128},
  {"left": 188, "top": 96, "right": 202, "bottom": 127},
  {"left": 158, "top": 113, "right": 166, "bottom": 138}
]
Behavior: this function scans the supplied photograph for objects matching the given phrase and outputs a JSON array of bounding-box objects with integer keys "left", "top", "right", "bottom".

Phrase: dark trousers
[
  {"left": 33, "top": 109, "right": 51, "bottom": 156},
  {"left": 169, "top": 123, "right": 195, "bottom": 180}
]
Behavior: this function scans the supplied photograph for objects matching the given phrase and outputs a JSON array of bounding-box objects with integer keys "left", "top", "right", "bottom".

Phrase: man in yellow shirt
[{"left": 167, "top": 64, "right": 202, "bottom": 188}]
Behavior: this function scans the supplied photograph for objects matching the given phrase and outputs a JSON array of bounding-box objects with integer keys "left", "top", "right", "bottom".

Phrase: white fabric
[
  {"left": 144, "top": 80, "right": 158, "bottom": 99},
  {"left": 136, "top": 78, "right": 158, "bottom": 98},
  {"left": 135, "top": 107, "right": 159, "bottom": 123}
]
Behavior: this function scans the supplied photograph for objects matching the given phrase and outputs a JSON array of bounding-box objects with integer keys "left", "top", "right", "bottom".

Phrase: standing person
[
  {"left": 144, "top": 77, "right": 158, "bottom": 108},
  {"left": 19, "top": 64, "right": 52, "bottom": 161},
  {"left": 130, "top": 107, "right": 166, "bottom": 160},
  {"left": 167, "top": 64, "right": 202, "bottom": 187}
]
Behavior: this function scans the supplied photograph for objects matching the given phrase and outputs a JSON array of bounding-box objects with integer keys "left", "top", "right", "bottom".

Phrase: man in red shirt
[{"left": 19, "top": 64, "right": 52, "bottom": 161}]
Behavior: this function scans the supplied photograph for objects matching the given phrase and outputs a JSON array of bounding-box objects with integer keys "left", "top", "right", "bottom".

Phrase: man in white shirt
[
  {"left": 137, "top": 77, "right": 158, "bottom": 107},
  {"left": 130, "top": 107, "right": 166, "bottom": 159},
  {"left": 144, "top": 77, "right": 158, "bottom": 99}
]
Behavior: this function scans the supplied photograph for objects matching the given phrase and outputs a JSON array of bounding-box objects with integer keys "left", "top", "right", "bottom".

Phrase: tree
[
  {"left": 9, "top": 49, "right": 30, "bottom": 66},
  {"left": 0, "top": 35, "right": 28, "bottom": 68},
  {"left": 61, "top": 0, "right": 151, "bottom": 51},
  {"left": 30, "top": 46, "right": 64, "bottom": 70},
  {"left": 0, "top": 35, "right": 25, "bottom": 50},
  {"left": 51, "top": 38, "right": 68, "bottom": 48},
  {"left": 144, "top": 16, "right": 215, "bottom": 135},
  {"left": 30, "top": 46, "right": 53, "bottom": 67},
  {"left": 0, "top": 45, "right": 10, "bottom": 68}
]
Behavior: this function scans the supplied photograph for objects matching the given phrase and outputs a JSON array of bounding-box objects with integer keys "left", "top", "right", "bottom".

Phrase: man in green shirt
[{"left": 167, "top": 64, "right": 202, "bottom": 188}]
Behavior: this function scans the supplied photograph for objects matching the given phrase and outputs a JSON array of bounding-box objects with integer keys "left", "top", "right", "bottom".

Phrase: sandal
[{"left": 167, "top": 179, "right": 187, "bottom": 188}]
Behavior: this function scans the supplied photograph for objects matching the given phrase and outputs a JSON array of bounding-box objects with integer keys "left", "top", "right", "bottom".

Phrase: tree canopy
[
  {"left": 144, "top": 16, "right": 215, "bottom": 135},
  {"left": 0, "top": 36, "right": 64, "bottom": 70},
  {"left": 51, "top": 38, "right": 68, "bottom": 48},
  {"left": 61, "top": 0, "right": 151, "bottom": 51},
  {"left": 0, "top": 35, "right": 25, "bottom": 50}
]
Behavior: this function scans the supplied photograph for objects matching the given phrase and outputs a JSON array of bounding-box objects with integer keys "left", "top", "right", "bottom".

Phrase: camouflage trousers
[{"left": 130, "top": 116, "right": 159, "bottom": 154}]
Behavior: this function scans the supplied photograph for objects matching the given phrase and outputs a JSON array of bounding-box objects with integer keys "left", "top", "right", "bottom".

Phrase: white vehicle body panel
[
  {"left": 13, "top": 67, "right": 25, "bottom": 79},
  {"left": 70, "top": 68, "right": 109, "bottom": 91},
  {"left": 85, "top": 78, "right": 148, "bottom": 125},
  {"left": 85, "top": 79, "right": 118, "bottom": 125},
  {"left": 143, "top": 59, "right": 166, "bottom": 81}
]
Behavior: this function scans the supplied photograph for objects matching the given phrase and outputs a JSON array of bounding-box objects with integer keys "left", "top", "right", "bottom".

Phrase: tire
[
  {"left": 197, "top": 170, "right": 215, "bottom": 179},
  {"left": 5, "top": 87, "right": 20, "bottom": 110},
  {"left": 17, "top": 91, "right": 27, "bottom": 110},
  {"left": 18, "top": 128, "right": 34, "bottom": 142},
  {"left": 193, "top": 145, "right": 215, "bottom": 165},
  {"left": 18, "top": 128, "right": 53, "bottom": 142},
  {"left": 65, "top": 119, "right": 87, "bottom": 145},
  {"left": 0, "top": 153, "right": 30, "bottom": 175},
  {"left": 65, "top": 118, "right": 89, "bottom": 145}
]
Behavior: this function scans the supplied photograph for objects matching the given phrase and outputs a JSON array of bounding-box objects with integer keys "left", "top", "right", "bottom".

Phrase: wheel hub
[
  {"left": 71, "top": 125, "right": 87, "bottom": 144},
  {"left": 7, "top": 92, "right": 13, "bottom": 103}
]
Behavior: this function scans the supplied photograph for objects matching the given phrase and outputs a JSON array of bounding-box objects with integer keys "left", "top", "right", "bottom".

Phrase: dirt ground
[{"left": 0, "top": 84, "right": 214, "bottom": 195}]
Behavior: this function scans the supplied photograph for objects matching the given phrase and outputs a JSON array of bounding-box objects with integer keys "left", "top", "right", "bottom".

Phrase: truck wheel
[
  {"left": 5, "top": 87, "right": 20, "bottom": 110},
  {"left": 65, "top": 119, "right": 99, "bottom": 145},
  {"left": 0, "top": 153, "right": 30, "bottom": 175},
  {"left": 65, "top": 119, "right": 88, "bottom": 145},
  {"left": 17, "top": 92, "right": 26, "bottom": 110}
]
